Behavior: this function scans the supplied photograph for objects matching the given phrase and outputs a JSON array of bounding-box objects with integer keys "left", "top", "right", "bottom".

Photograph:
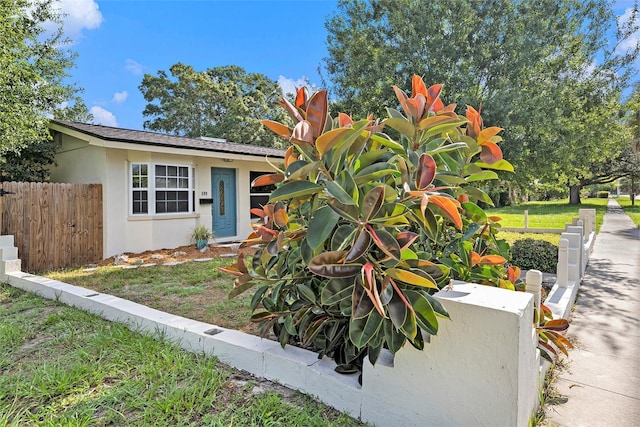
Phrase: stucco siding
[{"left": 50, "top": 125, "right": 281, "bottom": 258}]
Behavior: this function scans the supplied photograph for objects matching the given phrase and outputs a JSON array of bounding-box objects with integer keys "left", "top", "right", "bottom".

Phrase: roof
[{"left": 51, "top": 120, "right": 285, "bottom": 158}]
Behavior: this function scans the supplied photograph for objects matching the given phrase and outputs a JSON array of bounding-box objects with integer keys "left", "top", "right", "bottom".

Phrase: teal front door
[{"left": 211, "top": 167, "right": 237, "bottom": 237}]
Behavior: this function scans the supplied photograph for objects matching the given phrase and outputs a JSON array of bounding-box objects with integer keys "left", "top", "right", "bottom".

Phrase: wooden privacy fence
[{"left": 0, "top": 182, "right": 102, "bottom": 272}]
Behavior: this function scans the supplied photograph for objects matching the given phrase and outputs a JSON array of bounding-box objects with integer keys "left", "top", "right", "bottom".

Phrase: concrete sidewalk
[{"left": 546, "top": 200, "right": 640, "bottom": 426}]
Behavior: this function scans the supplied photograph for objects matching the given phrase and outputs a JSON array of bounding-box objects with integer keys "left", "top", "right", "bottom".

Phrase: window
[
  {"left": 130, "top": 163, "right": 193, "bottom": 215},
  {"left": 250, "top": 171, "right": 277, "bottom": 217}
]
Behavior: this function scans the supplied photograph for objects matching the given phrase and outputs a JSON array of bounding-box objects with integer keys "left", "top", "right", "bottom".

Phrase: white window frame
[{"left": 129, "top": 162, "right": 194, "bottom": 216}]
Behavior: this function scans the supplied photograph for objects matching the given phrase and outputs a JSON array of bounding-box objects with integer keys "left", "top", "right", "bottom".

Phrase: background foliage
[
  {"left": 139, "top": 63, "right": 290, "bottom": 148},
  {"left": 322, "top": 0, "right": 639, "bottom": 203},
  {"left": 0, "top": 0, "right": 91, "bottom": 182}
]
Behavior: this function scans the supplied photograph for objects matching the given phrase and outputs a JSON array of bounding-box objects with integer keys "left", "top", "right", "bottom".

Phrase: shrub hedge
[{"left": 510, "top": 238, "right": 558, "bottom": 273}]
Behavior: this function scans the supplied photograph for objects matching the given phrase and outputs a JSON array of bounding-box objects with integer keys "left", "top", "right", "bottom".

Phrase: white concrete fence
[
  {"left": 1, "top": 234, "right": 555, "bottom": 427},
  {"left": 544, "top": 209, "right": 596, "bottom": 320}
]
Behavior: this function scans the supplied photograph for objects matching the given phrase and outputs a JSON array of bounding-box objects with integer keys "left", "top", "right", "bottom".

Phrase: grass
[
  {"left": 616, "top": 196, "right": 640, "bottom": 227},
  {"left": 0, "top": 283, "right": 366, "bottom": 426},
  {"left": 44, "top": 258, "right": 257, "bottom": 334},
  {"left": 488, "top": 198, "right": 610, "bottom": 232}
]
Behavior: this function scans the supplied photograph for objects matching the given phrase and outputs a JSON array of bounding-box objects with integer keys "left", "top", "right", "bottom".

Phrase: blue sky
[{"left": 58, "top": 0, "right": 638, "bottom": 131}]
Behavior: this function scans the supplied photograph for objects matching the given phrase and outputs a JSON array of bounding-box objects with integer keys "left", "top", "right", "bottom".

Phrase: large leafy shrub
[
  {"left": 223, "top": 76, "right": 569, "bottom": 372},
  {"left": 510, "top": 238, "right": 558, "bottom": 273}
]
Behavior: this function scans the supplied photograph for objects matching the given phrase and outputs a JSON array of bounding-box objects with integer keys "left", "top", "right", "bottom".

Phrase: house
[{"left": 48, "top": 120, "right": 284, "bottom": 258}]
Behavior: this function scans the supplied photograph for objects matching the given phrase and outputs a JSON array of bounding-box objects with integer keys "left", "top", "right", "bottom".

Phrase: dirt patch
[{"left": 98, "top": 244, "right": 241, "bottom": 267}]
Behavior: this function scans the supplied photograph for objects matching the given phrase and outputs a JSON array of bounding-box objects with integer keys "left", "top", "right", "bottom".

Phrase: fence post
[
  {"left": 561, "top": 232, "right": 581, "bottom": 283},
  {"left": 557, "top": 238, "right": 569, "bottom": 288},
  {"left": 566, "top": 224, "right": 584, "bottom": 277},
  {"left": 524, "top": 210, "right": 529, "bottom": 229},
  {"left": 525, "top": 270, "right": 543, "bottom": 326}
]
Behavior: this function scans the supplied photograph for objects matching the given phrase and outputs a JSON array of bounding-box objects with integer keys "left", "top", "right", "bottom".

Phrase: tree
[
  {"left": 1, "top": 98, "right": 92, "bottom": 182},
  {"left": 139, "top": 63, "right": 289, "bottom": 148},
  {"left": 0, "top": 0, "right": 89, "bottom": 182},
  {"left": 621, "top": 84, "right": 640, "bottom": 205},
  {"left": 322, "top": 0, "right": 639, "bottom": 203}
]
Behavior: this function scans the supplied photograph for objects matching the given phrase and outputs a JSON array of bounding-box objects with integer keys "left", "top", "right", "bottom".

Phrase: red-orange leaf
[
  {"left": 392, "top": 85, "right": 413, "bottom": 120},
  {"left": 273, "top": 204, "right": 289, "bottom": 228},
  {"left": 250, "top": 208, "right": 265, "bottom": 218},
  {"left": 431, "top": 97, "right": 444, "bottom": 113},
  {"left": 477, "top": 255, "right": 507, "bottom": 266},
  {"left": 480, "top": 141, "right": 503, "bottom": 164},
  {"left": 292, "top": 120, "right": 313, "bottom": 144},
  {"left": 251, "top": 173, "right": 284, "bottom": 188},
  {"left": 426, "top": 84, "right": 443, "bottom": 113},
  {"left": 407, "top": 94, "right": 426, "bottom": 121},
  {"left": 338, "top": 112, "right": 353, "bottom": 127},
  {"left": 416, "top": 153, "right": 437, "bottom": 190},
  {"left": 428, "top": 195, "right": 462, "bottom": 230},
  {"left": 284, "top": 146, "right": 296, "bottom": 168},
  {"left": 465, "top": 105, "right": 482, "bottom": 138},
  {"left": 262, "top": 120, "right": 292, "bottom": 139},
  {"left": 412, "top": 75, "right": 427, "bottom": 98},
  {"left": 508, "top": 265, "right": 521, "bottom": 284},
  {"left": 277, "top": 97, "right": 304, "bottom": 122},
  {"left": 470, "top": 251, "right": 482, "bottom": 267},
  {"left": 306, "top": 90, "right": 328, "bottom": 138},
  {"left": 478, "top": 126, "right": 503, "bottom": 145},
  {"left": 295, "top": 87, "right": 307, "bottom": 109}
]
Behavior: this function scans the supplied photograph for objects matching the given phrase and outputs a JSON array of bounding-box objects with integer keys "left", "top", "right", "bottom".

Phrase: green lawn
[
  {"left": 488, "top": 198, "right": 610, "bottom": 232},
  {"left": 44, "top": 258, "right": 258, "bottom": 334},
  {"left": 0, "top": 283, "right": 366, "bottom": 426},
  {"left": 617, "top": 196, "right": 640, "bottom": 228}
]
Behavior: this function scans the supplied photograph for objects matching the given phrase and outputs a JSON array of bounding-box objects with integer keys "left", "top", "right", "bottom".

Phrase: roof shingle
[{"left": 52, "top": 120, "right": 285, "bottom": 158}]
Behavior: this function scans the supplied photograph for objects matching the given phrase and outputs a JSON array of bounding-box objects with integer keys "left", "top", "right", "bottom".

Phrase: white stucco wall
[{"left": 49, "top": 131, "right": 280, "bottom": 257}]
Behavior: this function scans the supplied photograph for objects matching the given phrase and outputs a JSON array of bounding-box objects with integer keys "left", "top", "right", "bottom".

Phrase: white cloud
[
  {"left": 112, "top": 91, "right": 128, "bottom": 104},
  {"left": 53, "top": 0, "right": 103, "bottom": 39},
  {"left": 90, "top": 106, "right": 117, "bottom": 127},
  {"left": 277, "top": 76, "right": 316, "bottom": 96},
  {"left": 125, "top": 59, "right": 143, "bottom": 75},
  {"left": 617, "top": 7, "right": 640, "bottom": 53}
]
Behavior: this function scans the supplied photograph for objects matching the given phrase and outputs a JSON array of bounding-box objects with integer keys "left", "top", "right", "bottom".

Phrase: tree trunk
[
  {"left": 569, "top": 185, "right": 582, "bottom": 205},
  {"left": 632, "top": 176, "right": 636, "bottom": 206}
]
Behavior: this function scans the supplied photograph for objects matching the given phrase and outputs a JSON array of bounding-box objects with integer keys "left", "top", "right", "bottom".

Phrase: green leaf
[
  {"left": 316, "top": 128, "right": 350, "bottom": 157},
  {"left": 326, "top": 180, "right": 357, "bottom": 205},
  {"left": 349, "top": 310, "right": 384, "bottom": 349},
  {"left": 308, "top": 251, "right": 362, "bottom": 278},
  {"left": 427, "top": 142, "right": 469, "bottom": 155},
  {"left": 284, "top": 315, "right": 297, "bottom": 335},
  {"left": 405, "top": 290, "right": 438, "bottom": 335},
  {"left": 331, "top": 225, "right": 357, "bottom": 251},
  {"left": 475, "top": 160, "right": 514, "bottom": 172},
  {"left": 462, "top": 186, "right": 494, "bottom": 206},
  {"left": 287, "top": 160, "right": 322, "bottom": 181},
  {"left": 461, "top": 202, "right": 487, "bottom": 224},
  {"left": 228, "top": 276, "right": 256, "bottom": 298},
  {"left": 296, "top": 283, "right": 316, "bottom": 303},
  {"left": 344, "top": 227, "right": 371, "bottom": 262},
  {"left": 369, "top": 228, "right": 401, "bottom": 260},
  {"left": 307, "top": 205, "right": 340, "bottom": 250},
  {"left": 328, "top": 199, "right": 360, "bottom": 222},
  {"left": 383, "top": 319, "right": 406, "bottom": 353},
  {"left": 384, "top": 116, "right": 416, "bottom": 138},
  {"left": 465, "top": 170, "right": 499, "bottom": 182},
  {"left": 354, "top": 165, "right": 400, "bottom": 185},
  {"left": 270, "top": 180, "right": 323, "bottom": 202},
  {"left": 370, "top": 133, "right": 405, "bottom": 153},
  {"left": 387, "top": 268, "right": 438, "bottom": 289},
  {"left": 321, "top": 279, "right": 355, "bottom": 306},
  {"left": 361, "top": 186, "right": 385, "bottom": 221},
  {"left": 388, "top": 293, "right": 407, "bottom": 330}
]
